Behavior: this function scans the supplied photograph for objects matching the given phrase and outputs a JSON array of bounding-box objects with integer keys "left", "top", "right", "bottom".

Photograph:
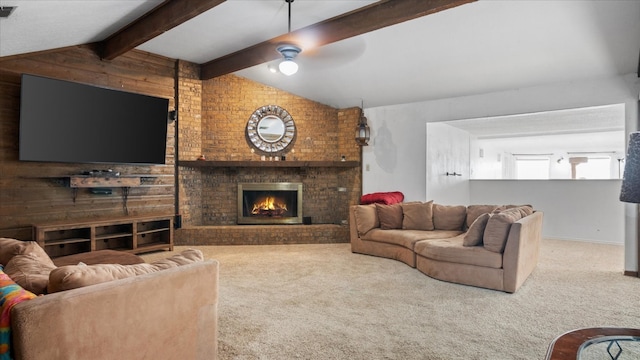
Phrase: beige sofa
[
  {"left": 349, "top": 202, "right": 543, "bottom": 293},
  {"left": 0, "top": 239, "right": 218, "bottom": 360}
]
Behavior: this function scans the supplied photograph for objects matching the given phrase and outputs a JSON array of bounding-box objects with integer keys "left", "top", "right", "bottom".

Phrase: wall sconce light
[
  {"left": 355, "top": 103, "right": 370, "bottom": 146},
  {"left": 620, "top": 132, "right": 640, "bottom": 203}
]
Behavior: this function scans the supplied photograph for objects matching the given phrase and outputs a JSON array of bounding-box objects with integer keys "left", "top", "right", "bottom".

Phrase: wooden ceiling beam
[
  {"left": 200, "top": 0, "right": 476, "bottom": 80},
  {"left": 98, "top": 0, "right": 227, "bottom": 61}
]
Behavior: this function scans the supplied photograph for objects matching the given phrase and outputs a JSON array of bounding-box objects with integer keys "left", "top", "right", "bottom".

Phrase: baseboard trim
[{"left": 623, "top": 270, "right": 638, "bottom": 277}]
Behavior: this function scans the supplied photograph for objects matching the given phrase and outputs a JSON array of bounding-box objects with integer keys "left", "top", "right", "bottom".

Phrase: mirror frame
[{"left": 245, "top": 105, "right": 296, "bottom": 155}]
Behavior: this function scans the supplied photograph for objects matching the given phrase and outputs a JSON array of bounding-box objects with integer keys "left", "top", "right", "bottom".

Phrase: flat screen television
[{"left": 19, "top": 74, "right": 169, "bottom": 165}]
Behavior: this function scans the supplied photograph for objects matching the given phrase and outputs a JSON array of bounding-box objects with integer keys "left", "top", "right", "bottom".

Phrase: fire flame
[{"left": 252, "top": 196, "right": 287, "bottom": 216}]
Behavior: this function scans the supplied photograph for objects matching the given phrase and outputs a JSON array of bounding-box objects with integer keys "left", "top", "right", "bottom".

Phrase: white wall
[
  {"left": 426, "top": 123, "right": 470, "bottom": 204},
  {"left": 362, "top": 74, "right": 640, "bottom": 271},
  {"left": 469, "top": 180, "right": 624, "bottom": 245}
]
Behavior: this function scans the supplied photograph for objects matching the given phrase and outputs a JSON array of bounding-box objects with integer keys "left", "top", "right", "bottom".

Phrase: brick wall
[
  {"left": 177, "top": 60, "right": 203, "bottom": 224},
  {"left": 177, "top": 71, "right": 363, "bottom": 228}
]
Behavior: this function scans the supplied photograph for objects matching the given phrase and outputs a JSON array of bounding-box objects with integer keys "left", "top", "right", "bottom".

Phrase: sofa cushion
[
  {"left": 363, "top": 229, "right": 463, "bottom": 249},
  {"left": 493, "top": 204, "right": 533, "bottom": 213},
  {"left": 401, "top": 201, "right": 435, "bottom": 231},
  {"left": 360, "top": 191, "right": 404, "bottom": 205},
  {"left": 483, "top": 208, "right": 524, "bottom": 253},
  {"left": 48, "top": 249, "right": 204, "bottom": 293},
  {"left": 0, "top": 238, "right": 39, "bottom": 266},
  {"left": 515, "top": 205, "right": 534, "bottom": 217},
  {"left": 4, "top": 250, "right": 57, "bottom": 295},
  {"left": 354, "top": 204, "right": 379, "bottom": 236},
  {"left": 433, "top": 204, "right": 467, "bottom": 230},
  {"left": 465, "top": 205, "right": 498, "bottom": 229},
  {"left": 375, "top": 203, "right": 403, "bottom": 230},
  {"left": 52, "top": 249, "right": 145, "bottom": 267},
  {"left": 463, "top": 213, "right": 491, "bottom": 247},
  {"left": 415, "top": 235, "right": 503, "bottom": 269}
]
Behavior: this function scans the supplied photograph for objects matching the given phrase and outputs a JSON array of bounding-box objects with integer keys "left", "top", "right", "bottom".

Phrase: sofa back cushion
[
  {"left": 401, "top": 201, "right": 435, "bottom": 231},
  {"left": 0, "top": 238, "right": 37, "bottom": 266},
  {"left": 483, "top": 208, "right": 524, "bottom": 253},
  {"left": 48, "top": 249, "right": 204, "bottom": 293},
  {"left": 433, "top": 204, "right": 467, "bottom": 230},
  {"left": 375, "top": 203, "right": 404, "bottom": 230},
  {"left": 465, "top": 205, "right": 498, "bottom": 229},
  {"left": 354, "top": 204, "right": 379, "bottom": 235}
]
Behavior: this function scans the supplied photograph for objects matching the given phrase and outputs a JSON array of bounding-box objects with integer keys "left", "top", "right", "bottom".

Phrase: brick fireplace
[{"left": 175, "top": 70, "right": 363, "bottom": 245}]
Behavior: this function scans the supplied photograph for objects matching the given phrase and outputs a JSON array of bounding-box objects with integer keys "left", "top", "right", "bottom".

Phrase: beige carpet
[{"left": 141, "top": 239, "right": 640, "bottom": 360}]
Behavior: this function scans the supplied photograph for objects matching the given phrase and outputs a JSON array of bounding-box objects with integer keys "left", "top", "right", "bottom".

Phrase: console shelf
[
  {"left": 34, "top": 215, "right": 173, "bottom": 258},
  {"left": 69, "top": 175, "right": 141, "bottom": 188}
]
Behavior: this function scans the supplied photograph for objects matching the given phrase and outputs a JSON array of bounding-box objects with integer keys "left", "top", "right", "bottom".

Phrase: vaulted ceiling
[{"left": 0, "top": 0, "right": 638, "bottom": 109}]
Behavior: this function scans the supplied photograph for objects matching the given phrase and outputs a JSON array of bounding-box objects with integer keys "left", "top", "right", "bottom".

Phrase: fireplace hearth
[{"left": 238, "top": 183, "right": 303, "bottom": 224}]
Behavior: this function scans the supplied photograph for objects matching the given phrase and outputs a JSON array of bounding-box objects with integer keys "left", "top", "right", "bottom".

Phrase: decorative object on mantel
[
  {"left": 246, "top": 105, "right": 297, "bottom": 156},
  {"left": 177, "top": 160, "right": 359, "bottom": 168},
  {"left": 620, "top": 131, "right": 640, "bottom": 203},
  {"left": 355, "top": 100, "right": 370, "bottom": 146},
  {"left": 197, "top": 154, "right": 206, "bottom": 161}
]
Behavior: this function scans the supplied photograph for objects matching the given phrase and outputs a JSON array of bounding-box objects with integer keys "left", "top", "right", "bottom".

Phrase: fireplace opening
[{"left": 238, "top": 183, "right": 303, "bottom": 224}]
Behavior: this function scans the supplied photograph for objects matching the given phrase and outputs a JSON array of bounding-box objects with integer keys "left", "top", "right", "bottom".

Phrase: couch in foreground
[
  {"left": 0, "top": 239, "right": 219, "bottom": 360},
  {"left": 349, "top": 202, "right": 543, "bottom": 293}
]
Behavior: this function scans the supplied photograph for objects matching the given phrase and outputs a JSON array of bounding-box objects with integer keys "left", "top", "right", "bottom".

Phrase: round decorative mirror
[{"left": 246, "top": 105, "right": 296, "bottom": 155}]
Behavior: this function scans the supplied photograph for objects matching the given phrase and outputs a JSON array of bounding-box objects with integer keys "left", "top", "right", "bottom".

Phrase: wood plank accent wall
[{"left": 0, "top": 46, "right": 176, "bottom": 235}]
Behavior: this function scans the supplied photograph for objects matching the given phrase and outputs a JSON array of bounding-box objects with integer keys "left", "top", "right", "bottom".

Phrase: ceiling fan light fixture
[{"left": 277, "top": 44, "right": 301, "bottom": 76}]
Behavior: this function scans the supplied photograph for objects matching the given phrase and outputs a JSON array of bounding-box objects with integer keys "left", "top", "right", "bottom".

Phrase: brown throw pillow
[
  {"left": 433, "top": 204, "right": 467, "bottom": 230},
  {"left": 401, "top": 201, "right": 434, "bottom": 230},
  {"left": 463, "top": 213, "right": 491, "bottom": 247},
  {"left": 375, "top": 203, "right": 403, "bottom": 230},
  {"left": 483, "top": 208, "right": 523, "bottom": 253},
  {"left": 4, "top": 251, "right": 57, "bottom": 295},
  {"left": 354, "top": 204, "right": 379, "bottom": 235}
]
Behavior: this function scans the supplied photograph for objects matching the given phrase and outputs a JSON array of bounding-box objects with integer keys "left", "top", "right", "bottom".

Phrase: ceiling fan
[
  {"left": 96, "top": 0, "right": 476, "bottom": 77},
  {"left": 275, "top": 0, "right": 301, "bottom": 76},
  {"left": 199, "top": 0, "right": 477, "bottom": 79}
]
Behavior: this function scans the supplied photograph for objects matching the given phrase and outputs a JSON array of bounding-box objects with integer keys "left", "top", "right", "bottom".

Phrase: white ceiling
[{"left": 0, "top": 0, "right": 638, "bottom": 109}]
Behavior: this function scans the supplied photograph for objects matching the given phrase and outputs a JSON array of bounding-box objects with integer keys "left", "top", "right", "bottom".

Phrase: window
[
  {"left": 574, "top": 156, "right": 612, "bottom": 179},
  {"left": 515, "top": 157, "right": 550, "bottom": 179}
]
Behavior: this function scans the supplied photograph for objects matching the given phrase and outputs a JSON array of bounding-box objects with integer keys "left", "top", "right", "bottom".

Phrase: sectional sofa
[
  {"left": 349, "top": 201, "right": 543, "bottom": 293},
  {"left": 0, "top": 238, "right": 218, "bottom": 360}
]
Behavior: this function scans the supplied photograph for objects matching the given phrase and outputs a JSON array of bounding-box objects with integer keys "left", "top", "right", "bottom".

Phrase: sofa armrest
[
  {"left": 503, "top": 211, "right": 543, "bottom": 293},
  {"left": 11, "top": 259, "right": 219, "bottom": 360}
]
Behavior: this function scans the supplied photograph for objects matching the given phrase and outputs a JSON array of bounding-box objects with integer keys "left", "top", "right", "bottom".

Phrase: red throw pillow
[{"left": 360, "top": 191, "right": 404, "bottom": 205}]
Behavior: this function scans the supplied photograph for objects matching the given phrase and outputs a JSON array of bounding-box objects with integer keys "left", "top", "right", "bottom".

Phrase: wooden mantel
[{"left": 178, "top": 160, "right": 360, "bottom": 168}]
